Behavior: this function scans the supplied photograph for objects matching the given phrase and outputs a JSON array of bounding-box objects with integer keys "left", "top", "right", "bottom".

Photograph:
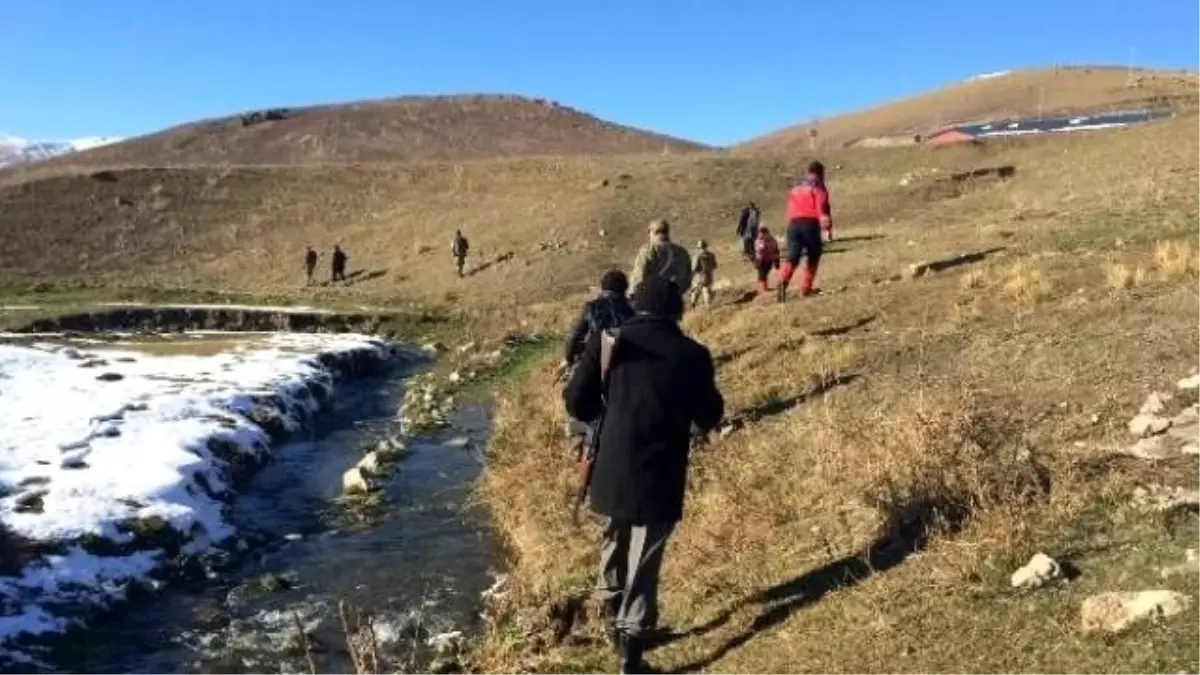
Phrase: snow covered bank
[
  {"left": 0, "top": 334, "right": 412, "bottom": 664},
  {"left": 9, "top": 305, "right": 397, "bottom": 335}
]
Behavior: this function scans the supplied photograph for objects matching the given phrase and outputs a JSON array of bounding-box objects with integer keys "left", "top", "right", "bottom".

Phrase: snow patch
[{"left": 0, "top": 333, "right": 395, "bottom": 660}]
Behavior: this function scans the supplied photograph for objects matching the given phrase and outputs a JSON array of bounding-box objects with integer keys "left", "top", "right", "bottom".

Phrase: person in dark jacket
[
  {"left": 330, "top": 245, "right": 348, "bottom": 283},
  {"left": 304, "top": 246, "right": 318, "bottom": 286},
  {"left": 735, "top": 201, "right": 761, "bottom": 262},
  {"left": 559, "top": 270, "right": 636, "bottom": 453},
  {"left": 563, "top": 275, "right": 724, "bottom": 674}
]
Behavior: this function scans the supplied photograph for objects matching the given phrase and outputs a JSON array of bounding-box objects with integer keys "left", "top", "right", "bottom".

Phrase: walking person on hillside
[
  {"left": 735, "top": 201, "right": 760, "bottom": 262},
  {"left": 630, "top": 219, "right": 692, "bottom": 302},
  {"left": 777, "top": 161, "right": 833, "bottom": 302},
  {"left": 304, "top": 246, "right": 318, "bottom": 286},
  {"left": 689, "top": 240, "right": 718, "bottom": 309},
  {"left": 451, "top": 229, "right": 470, "bottom": 277},
  {"left": 753, "top": 226, "right": 780, "bottom": 296},
  {"left": 558, "top": 269, "right": 635, "bottom": 454},
  {"left": 330, "top": 245, "right": 348, "bottom": 283},
  {"left": 563, "top": 275, "right": 724, "bottom": 674}
]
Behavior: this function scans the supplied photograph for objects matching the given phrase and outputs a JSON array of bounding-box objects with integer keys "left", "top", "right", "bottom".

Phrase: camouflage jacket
[{"left": 630, "top": 240, "right": 693, "bottom": 294}]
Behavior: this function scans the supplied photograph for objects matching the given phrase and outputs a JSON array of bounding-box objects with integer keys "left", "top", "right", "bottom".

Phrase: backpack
[
  {"left": 585, "top": 296, "right": 633, "bottom": 343},
  {"left": 655, "top": 242, "right": 693, "bottom": 293}
]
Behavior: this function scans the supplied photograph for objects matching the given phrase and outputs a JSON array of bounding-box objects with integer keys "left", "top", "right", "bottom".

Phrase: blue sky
[{"left": 1, "top": 0, "right": 1196, "bottom": 146}]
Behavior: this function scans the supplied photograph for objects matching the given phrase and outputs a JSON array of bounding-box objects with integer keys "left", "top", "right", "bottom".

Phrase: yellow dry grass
[{"left": 0, "top": 94, "right": 1197, "bottom": 674}]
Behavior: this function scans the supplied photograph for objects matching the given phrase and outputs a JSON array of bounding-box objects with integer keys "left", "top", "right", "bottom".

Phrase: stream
[{"left": 50, "top": 365, "right": 500, "bottom": 673}]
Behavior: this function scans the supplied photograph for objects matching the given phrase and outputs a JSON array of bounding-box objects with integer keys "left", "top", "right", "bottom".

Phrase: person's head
[
  {"left": 455, "top": 229, "right": 462, "bottom": 237},
  {"left": 334, "top": 244, "right": 342, "bottom": 251},
  {"left": 632, "top": 275, "right": 684, "bottom": 321},
  {"left": 758, "top": 226, "right": 770, "bottom": 237},
  {"left": 598, "top": 269, "right": 629, "bottom": 296},
  {"left": 697, "top": 239, "right": 708, "bottom": 251},
  {"left": 804, "top": 160, "right": 826, "bottom": 183},
  {"left": 648, "top": 218, "right": 670, "bottom": 241},
  {"left": 748, "top": 201, "right": 757, "bottom": 209}
]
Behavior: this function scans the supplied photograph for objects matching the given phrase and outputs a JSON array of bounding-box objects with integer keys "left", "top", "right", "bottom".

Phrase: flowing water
[{"left": 53, "top": 366, "right": 500, "bottom": 673}]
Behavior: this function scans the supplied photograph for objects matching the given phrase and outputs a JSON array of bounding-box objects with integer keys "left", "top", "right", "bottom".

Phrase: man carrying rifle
[{"left": 563, "top": 275, "right": 724, "bottom": 674}]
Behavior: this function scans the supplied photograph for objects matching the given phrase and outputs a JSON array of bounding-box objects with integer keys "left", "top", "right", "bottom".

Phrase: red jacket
[
  {"left": 786, "top": 178, "right": 832, "bottom": 227},
  {"left": 754, "top": 233, "right": 780, "bottom": 263}
]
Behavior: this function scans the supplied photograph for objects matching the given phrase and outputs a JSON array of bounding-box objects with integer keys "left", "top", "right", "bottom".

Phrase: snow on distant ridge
[
  {"left": 966, "top": 70, "right": 1012, "bottom": 82},
  {"left": 0, "top": 134, "right": 122, "bottom": 168}
]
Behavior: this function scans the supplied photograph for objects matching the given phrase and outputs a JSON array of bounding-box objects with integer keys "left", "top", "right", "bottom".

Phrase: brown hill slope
[
  {"left": 2, "top": 94, "right": 705, "bottom": 177},
  {"left": 741, "top": 66, "right": 1197, "bottom": 152},
  {"left": 1, "top": 114, "right": 1197, "bottom": 674}
]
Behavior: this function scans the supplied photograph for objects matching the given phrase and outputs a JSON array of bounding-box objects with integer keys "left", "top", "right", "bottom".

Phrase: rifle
[{"left": 571, "top": 328, "right": 620, "bottom": 526}]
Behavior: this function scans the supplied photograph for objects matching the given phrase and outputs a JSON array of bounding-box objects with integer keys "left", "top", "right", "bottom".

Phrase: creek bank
[
  {"left": 0, "top": 334, "right": 423, "bottom": 669},
  {"left": 6, "top": 305, "right": 408, "bottom": 336}
]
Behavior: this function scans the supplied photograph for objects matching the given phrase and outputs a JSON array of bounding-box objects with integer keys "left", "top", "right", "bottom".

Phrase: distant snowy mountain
[{"left": 0, "top": 134, "right": 122, "bottom": 168}]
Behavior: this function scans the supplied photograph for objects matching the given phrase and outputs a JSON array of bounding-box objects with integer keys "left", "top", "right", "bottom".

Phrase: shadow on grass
[
  {"left": 810, "top": 315, "right": 876, "bottom": 337},
  {"left": 728, "top": 372, "right": 861, "bottom": 429},
  {"left": 667, "top": 499, "right": 955, "bottom": 672}
]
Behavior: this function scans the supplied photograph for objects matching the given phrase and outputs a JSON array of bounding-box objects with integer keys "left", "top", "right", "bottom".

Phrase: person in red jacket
[
  {"left": 778, "top": 161, "right": 833, "bottom": 302},
  {"left": 753, "top": 226, "right": 780, "bottom": 296}
]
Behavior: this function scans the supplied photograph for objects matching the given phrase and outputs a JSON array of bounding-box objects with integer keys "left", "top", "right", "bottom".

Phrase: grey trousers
[{"left": 597, "top": 520, "right": 675, "bottom": 637}]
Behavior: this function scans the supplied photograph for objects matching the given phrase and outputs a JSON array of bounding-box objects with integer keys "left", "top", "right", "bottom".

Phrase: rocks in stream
[{"left": 342, "top": 467, "right": 375, "bottom": 495}]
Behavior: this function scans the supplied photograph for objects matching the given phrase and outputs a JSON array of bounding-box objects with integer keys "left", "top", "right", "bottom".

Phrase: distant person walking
[
  {"left": 331, "top": 245, "right": 348, "bottom": 283},
  {"left": 452, "top": 229, "right": 470, "bottom": 277},
  {"left": 735, "top": 201, "right": 761, "bottom": 262},
  {"left": 563, "top": 275, "right": 724, "bottom": 674},
  {"left": 304, "top": 246, "right": 318, "bottom": 286},
  {"left": 777, "top": 161, "right": 833, "bottom": 301},
  {"left": 689, "top": 240, "right": 718, "bottom": 309},
  {"left": 753, "top": 226, "right": 780, "bottom": 296},
  {"left": 630, "top": 219, "right": 692, "bottom": 302}
]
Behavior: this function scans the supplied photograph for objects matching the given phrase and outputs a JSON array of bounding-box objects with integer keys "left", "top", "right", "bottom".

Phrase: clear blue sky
[{"left": 1, "top": 0, "right": 1196, "bottom": 146}]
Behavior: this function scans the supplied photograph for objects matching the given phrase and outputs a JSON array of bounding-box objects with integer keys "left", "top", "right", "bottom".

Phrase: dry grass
[
  {"left": 1105, "top": 262, "right": 1148, "bottom": 291},
  {"left": 0, "top": 89, "right": 1197, "bottom": 674},
  {"left": 739, "top": 66, "right": 1197, "bottom": 151},
  {"left": 1153, "top": 239, "right": 1200, "bottom": 280}
]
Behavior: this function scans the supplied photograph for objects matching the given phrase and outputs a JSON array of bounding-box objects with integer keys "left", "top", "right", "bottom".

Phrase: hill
[
  {"left": 0, "top": 95, "right": 1197, "bottom": 672},
  {"left": 740, "top": 66, "right": 1198, "bottom": 152},
  {"left": 0, "top": 94, "right": 705, "bottom": 177}
]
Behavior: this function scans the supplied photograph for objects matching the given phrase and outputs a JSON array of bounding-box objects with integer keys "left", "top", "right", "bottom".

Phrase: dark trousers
[
  {"left": 741, "top": 237, "right": 755, "bottom": 261},
  {"left": 755, "top": 259, "right": 774, "bottom": 283},
  {"left": 331, "top": 266, "right": 346, "bottom": 282},
  {"left": 781, "top": 219, "right": 823, "bottom": 293},
  {"left": 597, "top": 520, "right": 674, "bottom": 637}
]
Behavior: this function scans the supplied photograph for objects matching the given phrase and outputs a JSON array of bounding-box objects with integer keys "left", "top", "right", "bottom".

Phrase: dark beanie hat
[
  {"left": 599, "top": 269, "right": 629, "bottom": 295},
  {"left": 632, "top": 275, "right": 683, "bottom": 318}
]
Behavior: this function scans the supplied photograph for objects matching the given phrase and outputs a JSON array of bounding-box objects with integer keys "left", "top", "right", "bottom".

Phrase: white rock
[
  {"left": 1171, "top": 406, "right": 1199, "bottom": 426},
  {"left": 341, "top": 467, "right": 373, "bottom": 494},
  {"left": 1139, "top": 392, "right": 1172, "bottom": 415},
  {"left": 1128, "top": 414, "right": 1171, "bottom": 438},
  {"left": 1182, "top": 442, "right": 1200, "bottom": 456},
  {"left": 375, "top": 437, "right": 405, "bottom": 460},
  {"left": 1011, "top": 552, "right": 1063, "bottom": 590},
  {"left": 357, "top": 451, "right": 381, "bottom": 473},
  {"left": 1124, "top": 435, "right": 1174, "bottom": 460},
  {"left": 1177, "top": 374, "right": 1200, "bottom": 390},
  {"left": 1160, "top": 549, "right": 1199, "bottom": 579},
  {"left": 426, "top": 630, "right": 465, "bottom": 655},
  {"left": 284, "top": 533, "right": 304, "bottom": 542},
  {"left": 457, "top": 342, "right": 477, "bottom": 354},
  {"left": 712, "top": 278, "right": 734, "bottom": 291},
  {"left": 1080, "top": 590, "right": 1191, "bottom": 633},
  {"left": 1131, "top": 484, "right": 1200, "bottom": 511},
  {"left": 1090, "top": 413, "right": 1101, "bottom": 425},
  {"left": 444, "top": 436, "right": 471, "bottom": 449},
  {"left": 448, "top": 371, "right": 462, "bottom": 384}
]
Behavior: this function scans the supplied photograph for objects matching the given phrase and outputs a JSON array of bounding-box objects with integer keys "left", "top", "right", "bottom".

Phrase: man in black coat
[
  {"left": 736, "top": 201, "right": 761, "bottom": 262},
  {"left": 563, "top": 275, "right": 724, "bottom": 674}
]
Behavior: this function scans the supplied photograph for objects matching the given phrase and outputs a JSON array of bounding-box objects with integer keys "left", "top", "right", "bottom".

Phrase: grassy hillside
[
  {"left": 0, "top": 94, "right": 704, "bottom": 181},
  {"left": 0, "top": 93, "right": 1197, "bottom": 672},
  {"left": 741, "top": 66, "right": 1197, "bottom": 152}
]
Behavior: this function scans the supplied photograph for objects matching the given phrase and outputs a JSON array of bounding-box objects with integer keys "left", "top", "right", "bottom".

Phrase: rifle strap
[{"left": 599, "top": 328, "right": 621, "bottom": 391}]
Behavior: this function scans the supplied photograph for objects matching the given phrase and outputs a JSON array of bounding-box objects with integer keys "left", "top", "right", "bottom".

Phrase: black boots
[{"left": 618, "top": 633, "right": 647, "bottom": 674}]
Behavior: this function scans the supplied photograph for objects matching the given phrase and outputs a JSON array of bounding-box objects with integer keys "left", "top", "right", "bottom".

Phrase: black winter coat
[{"left": 563, "top": 314, "right": 724, "bottom": 524}]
